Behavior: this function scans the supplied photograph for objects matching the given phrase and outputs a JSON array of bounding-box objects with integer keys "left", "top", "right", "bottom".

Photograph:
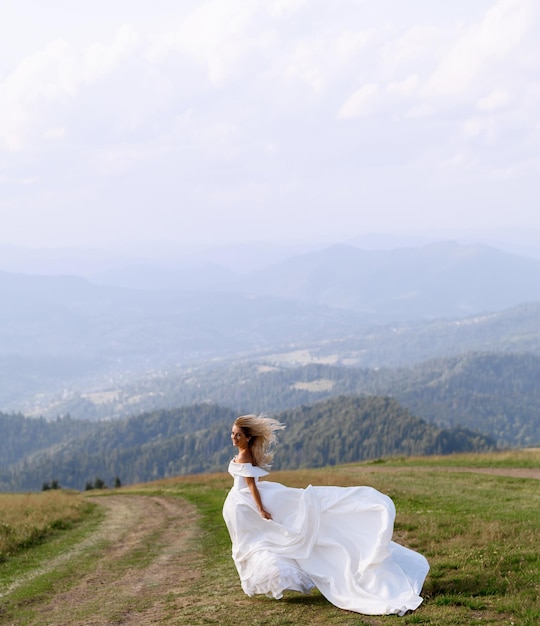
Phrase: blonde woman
[{"left": 222, "top": 414, "right": 429, "bottom": 617}]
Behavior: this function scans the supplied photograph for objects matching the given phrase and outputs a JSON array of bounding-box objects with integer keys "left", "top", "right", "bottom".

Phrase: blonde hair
[{"left": 234, "top": 414, "right": 285, "bottom": 469}]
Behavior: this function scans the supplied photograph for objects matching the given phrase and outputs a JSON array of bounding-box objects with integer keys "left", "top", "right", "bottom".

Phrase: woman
[{"left": 222, "top": 414, "right": 429, "bottom": 616}]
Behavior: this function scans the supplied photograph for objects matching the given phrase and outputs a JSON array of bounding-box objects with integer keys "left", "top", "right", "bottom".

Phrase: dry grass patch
[{"left": 0, "top": 491, "right": 89, "bottom": 559}]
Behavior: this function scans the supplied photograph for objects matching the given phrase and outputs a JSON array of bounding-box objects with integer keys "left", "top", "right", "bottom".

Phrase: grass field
[
  {"left": 0, "top": 491, "right": 92, "bottom": 560},
  {"left": 0, "top": 450, "right": 538, "bottom": 625}
]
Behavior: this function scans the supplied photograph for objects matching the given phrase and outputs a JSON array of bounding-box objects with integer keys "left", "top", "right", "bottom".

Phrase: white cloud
[
  {"left": 338, "top": 83, "right": 380, "bottom": 119},
  {"left": 0, "top": 25, "right": 146, "bottom": 150},
  {"left": 386, "top": 75, "right": 419, "bottom": 97},
  {"left": 425, "top": 0, "right": 536, "bottom": 99},
  {"left": 381, "top": 24, "right": 446, "bottom": 74},
  {"left": 477, "top": 90, "right": 511, "bottom": 112},
  {"left": 0, "top": 39, "right": 74, "bottom": 149},
  {"left": 43, "top": 127, "right": 67, "bottom": 140},
  {"left": 463, "top": 116, "right": 497, "bottom": 141},
  {"left": 335, "top": 0, "right": 538, "bottom": 125},
  {"left": 161, "top": 0, "right": 261, "bottom": 86},
  {"left": 266, "top": 0, "right": 309, "bottom": 18},
  {"left": 82, "top": 24, "right": 142, "bottom": 83},
  {"left": 336, "top": 29, "right": 374, "bottom": 62}
]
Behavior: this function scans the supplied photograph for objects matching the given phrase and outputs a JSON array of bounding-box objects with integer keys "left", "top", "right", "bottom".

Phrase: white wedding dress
[{"left": 222, "top": 460, "right": 429, "bottom": 616}]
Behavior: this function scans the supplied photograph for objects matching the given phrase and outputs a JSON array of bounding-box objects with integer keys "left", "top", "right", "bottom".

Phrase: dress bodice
[{"left": 228, "top": 459, "right": 269, "bottom": 489}]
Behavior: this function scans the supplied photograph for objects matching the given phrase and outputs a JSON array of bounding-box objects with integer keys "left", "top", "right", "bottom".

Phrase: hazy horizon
[{"left": 0, "top": 224, "right": 539, "bottom": 277}]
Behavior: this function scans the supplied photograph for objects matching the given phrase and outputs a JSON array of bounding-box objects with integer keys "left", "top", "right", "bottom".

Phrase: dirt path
[
  {"left": 363, "top": 466, "right": 540, "bottom": 480},
  {"left": 445, "top": 467, "right": 540, "bottom": 480},
  {"left": 28, "top": 495, "right": 199, "bottom": 626}
]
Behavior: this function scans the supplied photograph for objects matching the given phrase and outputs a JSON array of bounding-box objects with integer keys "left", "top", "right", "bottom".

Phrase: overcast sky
[{"left": 1, "top": 0, "right": 538, "bottom": 250}]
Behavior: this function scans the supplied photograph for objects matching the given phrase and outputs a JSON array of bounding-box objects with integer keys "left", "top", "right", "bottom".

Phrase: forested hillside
[
  {"left": 0, "top": 404, "right": 237, "bottom": 492},
  {"left": 27, "top": 351, "right": 539, "bottom": 447},
  {"left": 0, "top": 397, "right": 494, "bottom": 492},
  {"left": 0, "top": 412, "right": 98, "bottom": 467},
  {"left": 271, "top": 396, "right": 494, "bottom": 469},
  {"left": 385, "top": 353, "right": 540, "bottom": 447}
]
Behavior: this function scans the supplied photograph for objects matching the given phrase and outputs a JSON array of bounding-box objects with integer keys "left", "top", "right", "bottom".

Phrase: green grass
[
  {"left": 0, "top": 450, "right": 538, "bottom": 625},
  {"left": 0, "top": 500, "right": 105, "bottom": 624},
  {"left": 129, "top": 451, "right": 539, "bottom": 625}
]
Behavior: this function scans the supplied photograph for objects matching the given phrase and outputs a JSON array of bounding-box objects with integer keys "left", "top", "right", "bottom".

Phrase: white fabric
[{"left": 222, "top": 460, "right": 429, "bottom": 616}]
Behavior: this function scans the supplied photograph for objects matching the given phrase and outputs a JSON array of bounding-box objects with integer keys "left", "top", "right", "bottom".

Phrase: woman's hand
[{"left": 260, "top": 509, "right": 272, "bottom": 520}]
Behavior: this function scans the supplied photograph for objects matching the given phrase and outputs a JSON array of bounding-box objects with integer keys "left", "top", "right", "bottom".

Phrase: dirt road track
[
  {"left": 410, "top": 467, "right": 539, "bottom": 480},
  {"left": 448, "top": 467, "right": 540, "bottom": 479},
  {"left": 29, "top": 495, "right": 199, "bottom": 626}
]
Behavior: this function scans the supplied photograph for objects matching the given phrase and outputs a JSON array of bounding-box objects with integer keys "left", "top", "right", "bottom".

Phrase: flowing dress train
[{"left": 222, "top": 460, "right": 429, "bottom": 616}]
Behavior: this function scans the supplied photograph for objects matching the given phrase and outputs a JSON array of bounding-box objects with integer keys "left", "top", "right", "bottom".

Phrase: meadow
[
  {"left": 0, "top": 491, "right": 92, "bottom": 560},
  {"left": 0, "top": 450, "right": 538, "bottom": 625}
]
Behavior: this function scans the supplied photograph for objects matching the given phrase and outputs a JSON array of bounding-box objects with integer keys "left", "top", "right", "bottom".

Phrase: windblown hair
[{"left": 234, "top": 414, "right": 285, "bottom": 469}]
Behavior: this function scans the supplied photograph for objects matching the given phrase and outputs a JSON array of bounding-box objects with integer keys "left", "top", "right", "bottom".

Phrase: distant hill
[
  {"left": 28, "top": 351, "right": 540, "bottom": 448},
  {"left": 0, "top": 269, "right": 367, "bottom": 361},
  {"left": 90, "top": 262, "right": 237, "bottom": 292},
  {"left": 0, "top": 397, "right": 494, "bottom": 492},
  {"left": 0, "top": 268, "right": 368, "bottom": 407},
  {"left": 238, "top": 242, "right": 540, "bottom": 319},
  {"left": 392, "top": 353, "right": 540, "bottom": 447},
  {"left": 83, "top": 241, "right": 540, "bottom": 319},
  {"left": 272, "top": 396, "right": 495, "bottom": 469}
]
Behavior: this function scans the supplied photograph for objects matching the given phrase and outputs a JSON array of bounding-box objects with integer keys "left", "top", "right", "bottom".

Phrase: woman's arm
[{"left": 245, "top": 477, "right": 272, "bottom": 520}]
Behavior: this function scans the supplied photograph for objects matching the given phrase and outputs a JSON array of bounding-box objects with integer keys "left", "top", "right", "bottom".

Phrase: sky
[{"left": 0, "top": 0, "right": 539, "bottom": 250}]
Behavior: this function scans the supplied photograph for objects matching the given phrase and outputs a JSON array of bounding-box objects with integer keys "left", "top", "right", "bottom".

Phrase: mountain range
[
  {"left": 86, "top": 241, "right": 540, "bottom": 321},
  {"left": 235, "top": 242, "right": 540, "bottom": 318},
  {"left": 1, "top": 240, "right": 540, "bottom": 413}
]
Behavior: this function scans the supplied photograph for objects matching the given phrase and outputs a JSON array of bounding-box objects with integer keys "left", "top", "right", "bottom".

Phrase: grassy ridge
[{"left": 0, "top": 451, "right": 539, "bottom": 625}]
